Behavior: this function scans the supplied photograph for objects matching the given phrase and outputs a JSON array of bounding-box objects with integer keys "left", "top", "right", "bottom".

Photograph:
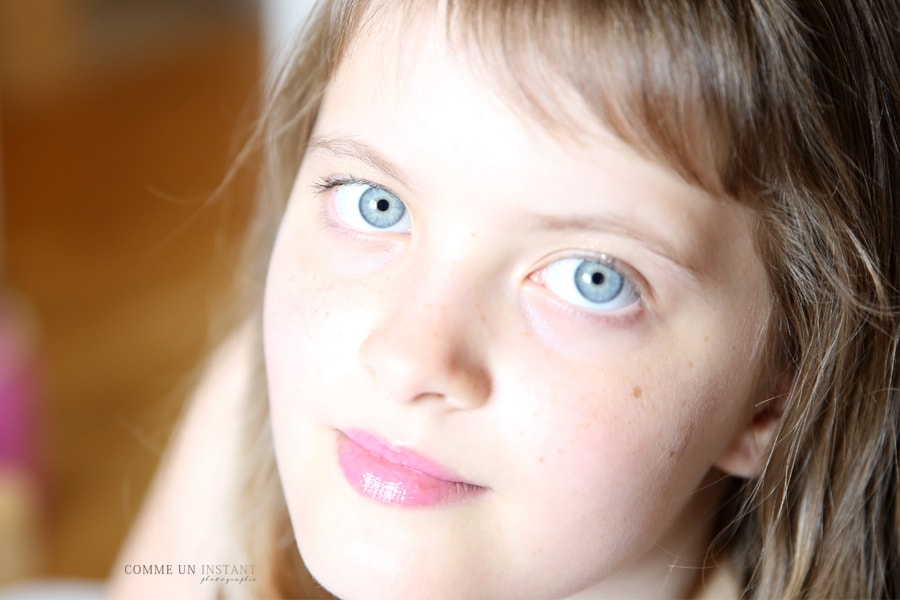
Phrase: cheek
[
  {"left": 502, "top": 331, "right": 752, "bottom": 513},
  {"left": 263, "top": 252, "right": 374, "bottom": 525},
  {"left": 264, "top": 260, "right": 367, "bottom": 412},
  {"left": 473, "top": 360, "right": 715, "bottom": 579},
  {"left": 511, "top": 371, "right": 685, "bottom": 491}
]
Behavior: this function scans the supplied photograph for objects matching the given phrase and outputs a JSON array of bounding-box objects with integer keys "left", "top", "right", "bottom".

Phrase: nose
[{"left": 358, "top": 286, "right": 492, "bottom": 410}]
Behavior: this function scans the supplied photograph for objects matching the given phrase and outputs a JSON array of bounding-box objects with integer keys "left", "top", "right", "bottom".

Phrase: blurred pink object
[
  {"left": 0, "top": 289, "right": 41, "bottom": 481},
  {"left": 0, "top": 288, "right": 43, "bottom": 584}
]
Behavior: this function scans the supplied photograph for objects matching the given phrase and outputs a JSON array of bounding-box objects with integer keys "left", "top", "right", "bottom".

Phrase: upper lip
[{"left": 341, "top": 428, "right": 479, "bottom": 485}]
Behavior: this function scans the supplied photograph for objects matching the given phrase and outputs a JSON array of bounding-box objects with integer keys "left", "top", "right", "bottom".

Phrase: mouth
[{"left": 336, "top": 429, "right": 485, "bottom": 507}]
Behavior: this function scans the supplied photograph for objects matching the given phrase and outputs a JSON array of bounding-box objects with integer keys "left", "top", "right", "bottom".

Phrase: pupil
[
  {"left": 591, "top": 272, "right": 605, "bottom": 285},
  {"left": 376, "top": 198, "right": 391, "bottom": 212}
]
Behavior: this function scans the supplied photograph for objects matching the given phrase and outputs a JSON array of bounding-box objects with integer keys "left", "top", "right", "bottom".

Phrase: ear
[{"left": 714, "top": 370, "right": 794, "bottom": 478}]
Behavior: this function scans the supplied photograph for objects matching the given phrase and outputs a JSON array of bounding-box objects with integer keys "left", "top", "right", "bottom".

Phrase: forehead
[
  {"left": 320, "top": 10, "right": 706, "bottom": 213},
  {"left": 326, "top": 0, "right": 729, "bottom": 194},
  {"left": 333, "top": 4, "right": 590, "bottom": 136}
]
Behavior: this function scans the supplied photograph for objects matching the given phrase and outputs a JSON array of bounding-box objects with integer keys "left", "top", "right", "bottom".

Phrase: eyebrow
[
  {"left": 531, "top": 214, "right": 699, "bottom": 278},
  {"left": 307, "top": 134, "right": 414, "bottom": 189}
]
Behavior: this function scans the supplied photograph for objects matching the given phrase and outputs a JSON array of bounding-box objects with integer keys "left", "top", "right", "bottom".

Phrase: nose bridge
[
  {"left": 397, "top": 242, "right": 489, "bottom": 342},
  {"left": 408, "top": 254, "right": 475, "bottom": 332},
  {"left": 358, "top": 250, "right": 491, "bottom": 409}
]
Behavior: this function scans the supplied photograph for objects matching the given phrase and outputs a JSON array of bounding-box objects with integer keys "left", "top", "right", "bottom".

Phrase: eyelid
[
  {"left": 306, "top": 135, "right": 416, "bottom": 193},
  {"left": 311, "top": 174, "right": 402, "bottom": 200},
  {"left": 533, "top": 253, "right": 647, "bottom": 292}
]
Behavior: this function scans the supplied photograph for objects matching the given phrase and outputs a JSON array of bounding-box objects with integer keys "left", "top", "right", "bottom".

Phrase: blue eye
[
  {"left": 333, "top": 182, "right": 411, "bottom": 233},
  {"left": 542, "top": 257, "right": 639, "bottom": 312}
]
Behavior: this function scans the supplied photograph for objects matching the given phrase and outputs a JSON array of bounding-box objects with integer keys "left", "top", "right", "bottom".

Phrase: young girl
[{"left": 109, "top": 0, "right": 900, "bottom": 598}]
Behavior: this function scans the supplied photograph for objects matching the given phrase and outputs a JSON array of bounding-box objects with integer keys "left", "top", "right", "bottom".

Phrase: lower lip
[{"left": 336, "top": 432, "right": 483, "bottom": 507}]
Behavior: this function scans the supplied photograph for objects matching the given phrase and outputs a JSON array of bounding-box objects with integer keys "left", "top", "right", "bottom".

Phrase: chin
[
  {"left": 302, "top": 547, "right": 461, "bottom": 600},
  {"left": 295, "top": 509, "right": 494, "bottom": 600}
]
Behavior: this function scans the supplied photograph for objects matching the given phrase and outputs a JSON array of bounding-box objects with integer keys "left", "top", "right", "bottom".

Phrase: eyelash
[{"left": 311, "top": 174, "right": 401, "bottom": 202}]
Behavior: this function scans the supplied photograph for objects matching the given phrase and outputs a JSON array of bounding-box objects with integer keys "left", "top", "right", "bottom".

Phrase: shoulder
[{"left": 106, "top": 322, "right": 256, "bottom": 599}]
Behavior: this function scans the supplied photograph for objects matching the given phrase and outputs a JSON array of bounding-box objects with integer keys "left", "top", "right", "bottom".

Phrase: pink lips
[{"left": 336, "top": 429, "right": 483, "bottom": 507}]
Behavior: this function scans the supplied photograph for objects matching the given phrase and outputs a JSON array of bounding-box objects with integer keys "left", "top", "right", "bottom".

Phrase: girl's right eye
[{"left": 332, "top": 182, "right": 411, "bottom": 233}]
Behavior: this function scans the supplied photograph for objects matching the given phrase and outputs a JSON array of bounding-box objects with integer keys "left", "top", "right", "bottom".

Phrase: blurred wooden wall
[{"left": 0, "top": 0, "right": 261, "bottom": 579}]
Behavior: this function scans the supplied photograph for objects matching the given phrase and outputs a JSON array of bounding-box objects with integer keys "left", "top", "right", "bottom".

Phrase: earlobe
[{"left": 715, "top": 371, "right": 793, "bottom": 478}]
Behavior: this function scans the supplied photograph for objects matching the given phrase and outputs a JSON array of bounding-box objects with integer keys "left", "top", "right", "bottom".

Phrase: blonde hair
[{"left": 230, "top": 1, "right": 900, "bottom": 597}]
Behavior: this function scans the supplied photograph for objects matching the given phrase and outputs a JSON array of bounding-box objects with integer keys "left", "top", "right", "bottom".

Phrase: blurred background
[{"left": 0, "top": 0, "right": 312, "bottom": 589}]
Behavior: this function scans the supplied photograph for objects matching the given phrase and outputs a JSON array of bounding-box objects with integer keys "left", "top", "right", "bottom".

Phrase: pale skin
[
  {"left": 263, "top": 9, "right": 783, "bottom": 600},
  {"left": 109, "top": 9, "right": 785, "bottom": 600}
]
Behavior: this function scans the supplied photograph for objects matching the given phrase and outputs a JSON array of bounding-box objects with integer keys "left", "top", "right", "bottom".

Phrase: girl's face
[{"left": 264, "top": 11, "right": 774, "bottom": 600}]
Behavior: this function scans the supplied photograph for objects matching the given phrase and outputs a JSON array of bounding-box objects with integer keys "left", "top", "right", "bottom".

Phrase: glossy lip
[{"left": 336, "top": 429, "right": 485, "bottom": 507}]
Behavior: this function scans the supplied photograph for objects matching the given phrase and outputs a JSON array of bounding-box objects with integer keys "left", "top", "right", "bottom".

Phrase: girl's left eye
[
  {"left": 332, "top": 182, "right": 411, "bottom": 233},
  {"left": 540, "top": 257, "right": 640, "bottom": 312}
]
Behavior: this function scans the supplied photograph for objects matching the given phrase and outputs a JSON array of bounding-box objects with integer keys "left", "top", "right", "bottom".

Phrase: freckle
[
  {"left": 687, "top": 361, "right": 694, "bottom": 369},
  {"left": 538, "top": 457, "right": 545, "bottom": 463},
  {"left": 669, "top": 450, "right": 675, "bottom": 457},
  {"left": 704, "top": 336, "right": 709, "bottom": 343},
  {"left": 632, "top": 386, "right": 642, "bottom": 399}
]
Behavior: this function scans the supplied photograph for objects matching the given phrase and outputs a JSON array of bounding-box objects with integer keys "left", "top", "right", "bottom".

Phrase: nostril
[{"left": 446, "top": 362, "right": 491, "bottom": 409}]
